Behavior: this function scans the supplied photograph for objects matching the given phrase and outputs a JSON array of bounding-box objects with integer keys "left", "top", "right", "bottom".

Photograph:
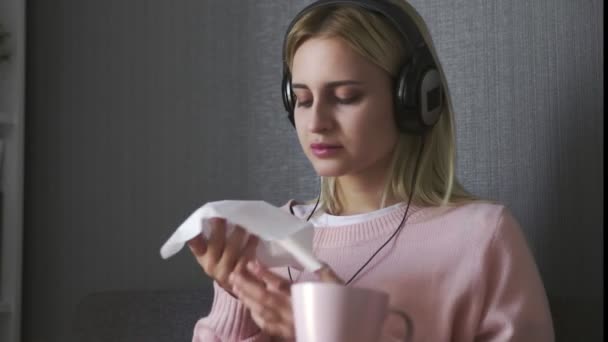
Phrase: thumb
[{"left": 315, "top": 263, "right": 344, "bottom": 284}]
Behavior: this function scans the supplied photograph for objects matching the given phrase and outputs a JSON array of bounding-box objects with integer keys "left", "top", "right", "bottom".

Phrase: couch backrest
[{"left": 72, "top": 289, "right": 213, "bottom": 342}]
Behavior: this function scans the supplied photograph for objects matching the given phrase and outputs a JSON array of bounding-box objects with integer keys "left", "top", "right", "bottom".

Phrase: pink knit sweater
[{"left": 192, "top": 200, "right": 554, "bottom": 341}]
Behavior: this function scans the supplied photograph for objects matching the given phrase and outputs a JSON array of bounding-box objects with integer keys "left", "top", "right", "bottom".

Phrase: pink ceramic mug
[{"left": 291, "top": 282, "right": 413, "bottom": 342}]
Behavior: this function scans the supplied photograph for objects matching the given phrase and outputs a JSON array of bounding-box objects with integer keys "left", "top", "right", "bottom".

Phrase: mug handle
[{"left": 385, "top": 307, "right": 414, "bottom": 342}]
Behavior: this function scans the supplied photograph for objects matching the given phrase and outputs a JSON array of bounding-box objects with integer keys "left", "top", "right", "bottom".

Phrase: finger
[
  {"left": 246, "top": 261, "right": 291, "bottom": 293},
  {"left": 277, "top": 322, "right": 296, "bottom": 340},
  {"left": 250, "top": 310, "right": 295, "bottom": 339},
  {"left": 315, "top": 263, "right": 344, "bottom": 284},
  {"left": 237, "top": 274, "right": 295, "bottom": 340},
  {"left": 239, "top": 286, "right": 295, "bottom": 339},
  {"left": 234, "top": 234, "right": 259, "bottom": 273},
  {"left": 215, "top": 226, "right": 247, "bottom": 283},
  {"left": 232, "top": 271, "right": 293, "bottom": 322},
  {"left": 230, "top": 270, "right": 266, "bottom": 300},
  {"left": 238, "top": 289, "right": 282, "bottom": 323},
  {"left": 187, "top": 234, "right": 207, "bottom": 256},
  {"left": 242, "top": 233, "right": 259, "bottom": 259},
  {"left": 203, "top": 218, "right": 227, "bottom": 270}
]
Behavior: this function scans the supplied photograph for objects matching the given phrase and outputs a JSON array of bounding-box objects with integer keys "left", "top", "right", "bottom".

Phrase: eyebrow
[{"left": 292, "top": 80, "right": 364, "bottom": 90}]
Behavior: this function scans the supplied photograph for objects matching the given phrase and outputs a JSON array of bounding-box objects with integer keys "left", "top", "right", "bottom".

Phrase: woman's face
[{"left": 292, "top": 36, "right": 399, "bottom": 179}]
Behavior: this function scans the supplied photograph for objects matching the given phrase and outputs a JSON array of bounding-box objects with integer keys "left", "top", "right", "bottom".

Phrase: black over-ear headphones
[{"left": 281, "top": 0, "right": 444, "bottom": 135}]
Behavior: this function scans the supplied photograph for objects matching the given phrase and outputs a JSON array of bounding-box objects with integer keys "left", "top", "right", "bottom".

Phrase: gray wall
[{"left": 23, "top": 0, "right": 602, "bottom": 341}]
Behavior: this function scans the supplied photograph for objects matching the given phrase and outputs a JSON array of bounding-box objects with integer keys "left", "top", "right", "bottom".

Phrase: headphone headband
[{"left": 282, "top": 0, "right": 428, "bottom": 67}]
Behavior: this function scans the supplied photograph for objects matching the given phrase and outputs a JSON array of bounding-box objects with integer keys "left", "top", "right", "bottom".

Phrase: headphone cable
[{"left": 288, "top": 138, "right": 425, "bottom": 285}]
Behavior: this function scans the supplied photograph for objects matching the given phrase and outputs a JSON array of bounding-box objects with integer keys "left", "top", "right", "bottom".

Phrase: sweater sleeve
[
  {"left": 475, "top": 208, "right": 555, "bottom": 341},
  {"left": 192, "top": 282, "right": 271, "bottom": 342}
]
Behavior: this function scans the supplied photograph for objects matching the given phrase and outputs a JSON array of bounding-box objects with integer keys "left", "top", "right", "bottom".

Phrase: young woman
[{"left": 188, "top": 0, "right": 554, "bottom": 341}]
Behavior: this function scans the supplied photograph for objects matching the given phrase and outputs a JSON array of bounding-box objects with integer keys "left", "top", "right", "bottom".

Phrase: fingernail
[{"left": 228, "top": 273, "right": 235, "bottom": 283}]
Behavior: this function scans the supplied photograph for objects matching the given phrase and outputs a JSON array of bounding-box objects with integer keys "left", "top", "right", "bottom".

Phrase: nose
[{"left": 308, "top": 99, "right": 334, "bottom": 133}]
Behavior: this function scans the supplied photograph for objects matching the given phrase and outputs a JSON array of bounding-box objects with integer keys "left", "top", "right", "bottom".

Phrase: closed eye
[
  {"left": 296, "top": 96, "right": 361, "bottom": 108},
  {"left": 336, "top": 96, "right": 360, "bottom": 105},
  {"left": 296, "top": 98, "right": 312, "bottom": 108}
]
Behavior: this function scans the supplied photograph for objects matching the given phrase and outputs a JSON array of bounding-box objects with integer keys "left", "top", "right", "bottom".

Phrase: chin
[{"left": 311, "top": 162, "right": 350, "bottom": 177}]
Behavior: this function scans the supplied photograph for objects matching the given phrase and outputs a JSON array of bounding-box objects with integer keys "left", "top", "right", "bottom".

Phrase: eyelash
[{"left": 296, "top": 96, "right": 359, "bottom": 108}]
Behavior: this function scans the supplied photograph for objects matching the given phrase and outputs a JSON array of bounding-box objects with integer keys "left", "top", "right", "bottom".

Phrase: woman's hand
[
  {"left": 230, "top": 261, "right": 343, "bottom": 339},
  {"left": 187, "top": 217, "right": 259, "bottom": 295}
]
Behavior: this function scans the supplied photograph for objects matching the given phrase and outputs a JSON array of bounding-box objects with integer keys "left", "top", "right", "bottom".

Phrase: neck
[{"left": 334, "top": 174, "right": 399, "bottom": 216}]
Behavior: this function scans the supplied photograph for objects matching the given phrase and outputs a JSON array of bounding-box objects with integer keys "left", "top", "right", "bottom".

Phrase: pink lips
[{"left": 310, "top": 143, "right": 343, "bottom": 158}]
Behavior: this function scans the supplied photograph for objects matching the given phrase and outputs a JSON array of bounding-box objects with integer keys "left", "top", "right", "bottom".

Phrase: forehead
[{"left": 291, "top": 36, "right": 385, "bottom": 85}]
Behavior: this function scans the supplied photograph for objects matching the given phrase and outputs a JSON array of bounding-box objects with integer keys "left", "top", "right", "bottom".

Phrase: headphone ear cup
[
  {"left": 394, "top": 62, "right": 425, "bottom": 134},
  {"left": 394, "top": 49, "right": 444, "bottom": 134},
  {"left": 282, "top": 70, "right": 296, "bottom": 127},
  {"left": 418, "top": 68, "right": 443, "bottom": 127}
]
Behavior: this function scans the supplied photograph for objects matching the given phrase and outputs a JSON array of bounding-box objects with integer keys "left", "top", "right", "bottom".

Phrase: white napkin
[{"left": 160, "top": 200, "right": 323, "bottom": 272}]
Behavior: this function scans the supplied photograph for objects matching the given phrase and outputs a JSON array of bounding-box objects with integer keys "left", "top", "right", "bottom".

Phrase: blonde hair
[{"left": 285, "top": 0, "right": 476, "bottom": 215}]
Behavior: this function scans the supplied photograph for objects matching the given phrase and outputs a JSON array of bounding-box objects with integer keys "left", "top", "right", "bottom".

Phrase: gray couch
[{"left": 72, "top": 290, "right": 213, "bottom": 342}]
